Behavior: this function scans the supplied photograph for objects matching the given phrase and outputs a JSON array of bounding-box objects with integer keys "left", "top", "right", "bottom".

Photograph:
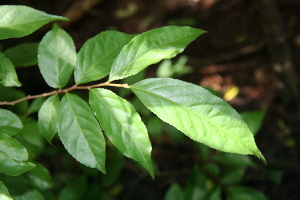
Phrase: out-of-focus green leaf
[
  {"left": 184, "top": 165, "right": 206, "bottom": 200},
  {"left": 214, "top": 153, "right": 257, "bottom": 168},
  {"left": 38, "top": 24, "right": 76, "bottom": 88},
  {"left": 26, "top": 163, "right": 53, "bottom": 190},
  {"left": 89, "top": 88, "right": 153, "bottom": 177},
  {"left": 0, "top": 108, "right": 23, "bottom": 136},
  {"left": 13, "top": 189, "right": 45, "bottom": 200},
  {"left": 57, "top": 175, "right": 87, "bottom": 200},
  {"left": 221, "top": 168, "right": 245, "bottom": 185},
  {"left": 226, "top": 186, "right": 269, "bottom": 200},
  {"left": 27, "top": 97, "right": 47, "bottom": 114},
  {"left": 241, "top": 110, "right": 266, "bottom": 135},
  {"left": 75, "top": 31, "right": 134, "bottom": 84},
  {"left": 3, "top": 42, "right": 38, "bottom": 67},
  {"left": 130, "top": 78, "right": 266, "bottom": 163},
  {"left": 0, "top": 133, "right": 35, "bottom": 176},
  {"left": 207, "top": 187, "right": 222, "bottom": 200},
  {"left": 0, "top": 86, "right": 28, "bottom": 115},
  {"left": 108, "top": 26, "right": 205, "bottom": 81},
  {"left": 38, "top": 95, "right": 60, "bottom": 143},
  {"left": 58, "top": 93, "right": 106, "bottom": 173},
  {"left": 0, "top": 53, "right": 21, "bottom": 87},
  {"left": 0, "top": 5, "right": 68, "bottom": 39},
  {"left": 164, "top": 183, "right": 184, "bottom": 200},
  {"left": 0, "top": 180, "right": 13, "bottom": 200}
]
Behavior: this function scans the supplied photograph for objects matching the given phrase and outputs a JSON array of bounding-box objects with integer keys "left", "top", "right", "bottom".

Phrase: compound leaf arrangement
[{"left": 0, "top": 5, "right": 266, "bottom": 199}]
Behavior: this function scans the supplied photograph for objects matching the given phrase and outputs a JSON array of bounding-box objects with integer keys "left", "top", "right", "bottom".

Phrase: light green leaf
[
  {"left": 89, "top": 88, "right": 153, "bottom": 177},
  {"left": 38, "top": 24, "right": 76, "bottom": 88},
  {"left": 0, "top": 53, "right": 21, "bottom": 87},
  {"left": 0, "top": 133, "right": 35, "bottom": 176},
  {"left": 0, "top": 108, "right": 23, "bottom": 136},
  {"left": 27, "top": 163, "right": 53, "bottom": 190},
  {"left": 75, "top": 31, "right": 134, "bottom": 84},
  {"left": 38, "top": 95, "right": 60, "bottom": 143},
  {"left": 0, "top": 5, "right": 68, "bottom": 40},
  {"left": 130, "top": 78, "right": 266, "bottom": 163},
  {"left": 58, "top": 93, "right": 106, "bottom": 173},
  {"left": 108, "top": 26, "right": 205, "bottom": 81},
  {"left": 0, "top": 180, "right": 13, "bottom": 200},
  {"left": 3, "top": 42, "right": 38, "bottom": 67}
]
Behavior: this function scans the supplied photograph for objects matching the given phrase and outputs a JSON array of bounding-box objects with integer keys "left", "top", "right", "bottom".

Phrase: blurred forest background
[{"left": 1, "top": 0, "right": 300, "bottom": 199}]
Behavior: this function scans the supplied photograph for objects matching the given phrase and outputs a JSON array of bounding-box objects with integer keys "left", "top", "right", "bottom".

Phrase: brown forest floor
[{"left": 2, "top": 0, "right": 300, "bottom": 199}]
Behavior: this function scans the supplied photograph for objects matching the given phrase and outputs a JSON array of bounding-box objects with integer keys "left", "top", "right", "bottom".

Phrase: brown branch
[{"left": 0, "top": 82, "right": 129, "bottom": 106}]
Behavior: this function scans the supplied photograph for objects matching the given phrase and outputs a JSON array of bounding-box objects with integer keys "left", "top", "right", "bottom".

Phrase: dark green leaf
[
  {"left": 75, "top": 31, "right": 134, "bottom": 84},
  {"left": 38, "top": 24, "right": 76, "bottom": 88},
  {"left": 3, "top": 42, "right": 38, "bottom": 67},
  {"left": 0, "top": 86, "right": 28, "bottom": 114},
  {"left": 13, "top": 189, "right": 45, "bottom": 200},
  {"left": 108, "top": 26, "right": 205, "bottom": 81},
  {"left": 0, "top": 53, "right": 21, "bottom": 87},
  {"left": 89, "top": 88, "right": 153, "bottom": 177},
  {"left": 58, "top": 93, "right": 106, "bottom": 173},
  {"left": 26, "top": 163, "right": 53, "bottom": 190},
  {"left": 0, "top": 133, "right": 35, "bottom": 176},
  {"left": 214, "top": 153, "right": 257, "bottom": 168},
  {"left": 241, "top": 110, "right": 266, "bottom": 135},
  {"left": 27, "top": 97, "right": 47, "bottom": 114},
  {"left": 221, "top": 168, "right": 245, "bottom": 185},
  {"left": 38, "top": 95, "right": 60, "bottom": 143},
  {"left": 130, "top": 78, "right": 266, "bottom": 163},
  {"left": 0, "top": 180, "right": 13, "bottom": 200},
  {"left": 0, "top": 5, "right": 68, "bottom": 39},
  {"left": 184, "top": 165, "right": 206, "bottom": 200},
  {"left": 226, "top": 186, "right": 269, "bottom": 200},
  {"left": 164, "top": 183, "right": 184, "bottom": 200},
  {"left": 57, "top": 175, "right": 87, "bottom": 200},
  {"left": 0, "top": 108, "right": 23, "bottom": 136}
]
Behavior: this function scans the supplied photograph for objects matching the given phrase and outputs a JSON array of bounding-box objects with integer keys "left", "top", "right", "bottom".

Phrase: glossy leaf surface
[
  {"left": 58, "top": 93, "right": 106, "bottom": 173},
  {"left": 130, "top": 78, "right": 266, "bottom": 162},
  {"left": 0, "top": 108, "right": 23, "bottom": 136},
  {"left": 75, "top": 31, "right": 134, "bottom": 84},
  {"left": 0, "top": 53, "right": 21, "bottom": 87},
  {"left": 38, "top": 24, "right": 76, "bottom": 88},
  {"left": 0, "top": 5, "right": 67, "bottom": 39},
  {"left": 89, "top": 88, "right": 153, "bottom": 177},
  {"left": 0, "top": 133, "right": 35, "bottom": 176},
  {"left": 108, "top": 26, "right": 205, "bottom": 81},
  {"left": 38, "top": 95, "right": 60, "bottom": 143}
]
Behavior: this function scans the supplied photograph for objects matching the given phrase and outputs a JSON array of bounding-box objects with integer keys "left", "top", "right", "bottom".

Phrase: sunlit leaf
[
  {"left": 75, "top": 31, "right": 134, "bottom": 84},
  {"left": 0, "top": 133, "right": 35, "bottom": 176},
  {"left": 130, "top": 78, "right": 266, "bottom": 163},
  {"left": 38, "top": 95, "right": 60, "bottom": 143},
  {"left": 38, "top": 24, "right": 76, "bottom": 88},
  {"left": 0, "top": 53, "right": 21, "bottom": 87},
  {"left": 0, "top": 5, "right": 68, "bottom": 39},
  {"left": 58, "top": 93, "right": 106, "bottom": 173},
  {"left": 3, "top": 42, "right": 39, "bottom": 67},
  {"left": 89, "top": 88, "right": 153, "bottom": 177},
  {"left": 0, "top": 108, "right": 23, "bottom": 136},
  {"left": 108, "top": 26, "right": 205, "bottom": 81}
]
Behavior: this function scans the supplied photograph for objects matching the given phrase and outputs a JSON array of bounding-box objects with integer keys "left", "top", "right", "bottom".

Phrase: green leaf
[
  {"left": 57, "top": 175, "right": 87, "bottom": 200},
  {"left": 130, "top": 78, "right": 266, "bottom": 163},
  {"left": 26, "top": 163, "right": 53, "bottom": 190},
  {"left": 164, "top": 183, "right": 184, "bottom": 200},
  {"left": 0, "top": 86, "right": 28, "bottom": 115},
  {"left": 3, "top": 42, "right": 39, "bottom": 67},
  {"left": 241, "top": 110, "right": 266, "bottom": 135},
  {"left": 38, "top": 24, "right": 76, "bottom": 88},
  {"left": 0, "top": 180, "right": 13, "bottom": 200},
  {"left": 220, "top": 168, "right": 245, "bottom": 185},
  {"left": 108, "top": 26, "right": 205, "bottom": 81},
  {"left": 0, "top": 108, "right": 23, "bottom": 136},
  {"left": 0, "top": 5, "right": 68, "bottom": 40},
  {"left": 27, "top": 97, "right": 47, "bottom": 114},
  {"left": 226, "top": 186, "right": 268, "bottom": 200},
  {"left": 58, "top": 93, "right": 106, "bottom": 173},
  {"left": 38, "top": 95, "right": 60, "bottom": 143},
  {"left": 0, "top": 133, "right": 35, "bottom": 176},
  {"left": 75, "top": 31, "right": 134, "bottom": 84},
  {"left": 89, "top": 88, "right": 153, "bottom": 177},
  {"left": 184, "top": 165, "right": 206, "bottom": 200},
  {"left": 0, "top": 53, "right": 21, "bottom": 87},
  {"left": 13, "top": 189, "right": 45, "bottom": 200},
  {"left": 214, "top": 153, "right": 257, "bottom": 168}
]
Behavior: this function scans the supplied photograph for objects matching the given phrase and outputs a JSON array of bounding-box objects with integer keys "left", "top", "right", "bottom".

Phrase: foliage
[{"left": 0, "top": 5, "right": 266, "bottom": 199}]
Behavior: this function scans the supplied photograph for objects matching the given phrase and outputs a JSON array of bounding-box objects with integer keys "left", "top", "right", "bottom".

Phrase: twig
[{"left": 0, "top": 82, "right": 129, "bottom": 106}]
